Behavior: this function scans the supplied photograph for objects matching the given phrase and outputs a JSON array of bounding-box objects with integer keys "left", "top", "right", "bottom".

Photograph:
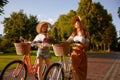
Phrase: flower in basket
[
  {"left": 48, "top": 37, "right": 61, "bottom": 44},
  {"left": 14, "top": 36, "right": 24, "bottom": 43},
  {"left": 14, "top": 36, "right": 31, "bottom": 55}
]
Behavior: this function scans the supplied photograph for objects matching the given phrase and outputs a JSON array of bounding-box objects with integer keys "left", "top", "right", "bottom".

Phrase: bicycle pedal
[
  {"left": 34, "top": 73, "right": 38, "bottom": 80},
  {"left": 46, "top": 77, "right": 51, "bottom": 80}
]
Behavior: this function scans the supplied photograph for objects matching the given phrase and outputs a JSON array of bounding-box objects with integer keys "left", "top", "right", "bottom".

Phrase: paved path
[
  {"left": 87, "top": 52, "right": 120, "bottom": 80},
  {"left": 1, "top": 52, "right": 120, "bottom": 80},
  {"left": 27, "top": 52, "right": 120, "bottom": 80}
]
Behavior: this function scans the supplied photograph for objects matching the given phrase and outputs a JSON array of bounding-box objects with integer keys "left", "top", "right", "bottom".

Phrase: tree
[
  {"left": 51, "top": 0, "right": 117, "bottom": 51},
  {"left": 77, "top": 0, "right": 117, "bottom": 51},
  {"left": 118, "top": 7, "right": 120, "bottom": 18},
  {"left": 3, "top": 10, "right": 38, "bottom": 44},
  {"left": 51, "top": 10, "right": 77, "bottom": 41},
  {"left": 0, "top": 0, "right": 8, "bottom": 15},
  {"left": 103, "top": 24, "right": 117, "bottom": 51}
]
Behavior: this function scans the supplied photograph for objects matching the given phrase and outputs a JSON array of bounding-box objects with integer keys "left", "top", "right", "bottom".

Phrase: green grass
[
  {"left": 0, "top": 55, "right": 22, "bottom": 71},
  {"left": 0, "top": 50, "right": 108, "bottom": 72},
  {"left": 0, "top": 50, "right": 70, "bottom": 72}
]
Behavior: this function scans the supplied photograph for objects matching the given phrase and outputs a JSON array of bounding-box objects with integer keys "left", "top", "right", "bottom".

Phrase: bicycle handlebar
[{"left": 31, "top": 41, "right": 51, "bottom": 47}]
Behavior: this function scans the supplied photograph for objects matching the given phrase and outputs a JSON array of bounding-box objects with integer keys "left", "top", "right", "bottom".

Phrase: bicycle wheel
[
  {"left": 0, "top": 60, "right": 27, "bottom": 80},
  {"left": 42, "top": 64, "right": 46, "bottom": 75},
  {"left": 44, "top": 63, "right": 64, "bottom": 80},
  {"left": 64, "top": 60, "right": 72, "bottom": 80},
  {"left": 34, "top": 64, "right": 46, "bottom": 80}
]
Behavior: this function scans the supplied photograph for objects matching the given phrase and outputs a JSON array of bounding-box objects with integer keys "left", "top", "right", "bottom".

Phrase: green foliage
[
  {"left": 76, "top": 0, "right": 117, "bottom": 51},
  {"left": 0, "top": 0, "right": 8, "bottom": 15},
  {"left": 0, "top": 39, "right": 9, "bottom": 47},
  {"left": 49, "top": 37, "right": 61, "bottom": 44},
  {"left": 0, "top": 39, "right": 11, "bottom": 52},
  {"left": 1, "top": 0, "right": 118, "bottom": 52},
  {"left": 3, "top": 10, "right": 38, "bottom": 43},
  {"left": 51, "top": 0, "right": 117, "bottom": 51},
  {"left": 51, "top": 10, "right": 77, "bottom": 41},
  {"left": 118, "top": 7, "right": 120, "bottom": 18}
]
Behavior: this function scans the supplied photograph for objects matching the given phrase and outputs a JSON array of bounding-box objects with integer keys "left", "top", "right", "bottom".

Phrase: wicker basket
[
  {"left": 52, "top": 42, "right": 70, "bottom": 56},
  {"left": 14, "top": 43, "right": 31, "bottom": 55}
]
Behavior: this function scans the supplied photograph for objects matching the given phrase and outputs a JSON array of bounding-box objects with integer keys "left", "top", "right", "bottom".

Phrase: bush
[{"left": 0, "top": 39, "right": 14, "bottom": 53}]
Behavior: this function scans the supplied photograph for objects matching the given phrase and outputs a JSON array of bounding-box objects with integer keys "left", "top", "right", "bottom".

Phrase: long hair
[{"left": 72, "top": 20, "right": 86, "bottom": 37}]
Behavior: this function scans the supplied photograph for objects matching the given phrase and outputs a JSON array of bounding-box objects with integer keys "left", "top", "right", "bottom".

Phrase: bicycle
[
  {"left": 0, "top": 41, "right": 49, "bottom": 80},
  {"left": 44, "top": 42, "right": 72, "bottom": 80}
]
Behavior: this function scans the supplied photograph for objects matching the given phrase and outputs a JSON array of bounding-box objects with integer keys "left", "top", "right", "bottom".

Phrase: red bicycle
[{"left": 0, "top": 41, "right": 48, "bottom": 80}]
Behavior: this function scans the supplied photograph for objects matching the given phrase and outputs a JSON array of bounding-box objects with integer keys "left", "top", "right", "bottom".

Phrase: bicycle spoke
[
  {"left": 44, "top": 63, "right": 64, "bottom": 80},
  {"left": 1, "top": 60, "right": 27, "bottom": 80}
]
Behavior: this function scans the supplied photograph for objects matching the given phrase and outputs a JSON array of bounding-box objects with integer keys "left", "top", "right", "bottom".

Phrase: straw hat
[
  {"left": 71, "top": 16, "right": 82, "bottom": 25},
  {"left": 36, "top": 21, "right": 51, "bottom": 34}
]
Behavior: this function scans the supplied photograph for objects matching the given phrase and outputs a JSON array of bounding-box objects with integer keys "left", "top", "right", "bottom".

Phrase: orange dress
[{"left": 71, "top": 46, "right": 87, "bottom": 80}]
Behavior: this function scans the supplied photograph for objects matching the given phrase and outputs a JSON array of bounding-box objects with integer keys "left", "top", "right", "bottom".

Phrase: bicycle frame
[
  {"left": 60, "top": 56, "right": 72, "bottom": 78},
  {"left": 0, "top": 42, "right": 49, "bottom": 80},
  {"left": 22, "top": 52, "right": 38, "bottom": 74},
  {"left": 14, "top": 42, "right": 49, "bottom": 75},
  {"left": 12, "top": 62, "right": 25, "bottom": 78},
  {"left": 48, "top": 56, "right": 71, "bottom": 80},
  {"left": 10, "top": 50, "right": 38, "bottom": 79}
]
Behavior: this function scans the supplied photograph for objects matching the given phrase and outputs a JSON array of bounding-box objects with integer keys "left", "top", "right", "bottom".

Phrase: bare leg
[
  {"left": 37, "top": 57, "right": 43, "bottom": 80},
  {"left": 44, "top": 58, "right": 51, "bottom": 78},
  {"left": 44, "top": 58, "right": 51, "bottom": 69}
]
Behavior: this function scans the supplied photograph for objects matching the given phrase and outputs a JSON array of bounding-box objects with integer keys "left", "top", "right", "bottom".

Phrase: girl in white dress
[{"left": 33, "top": 22, "right": 51, "bottom": 80}]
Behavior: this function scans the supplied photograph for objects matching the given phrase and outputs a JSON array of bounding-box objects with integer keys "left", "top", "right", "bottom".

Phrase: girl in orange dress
[{"left": 67, "top": 16, "right": 89, "bottom": 80}]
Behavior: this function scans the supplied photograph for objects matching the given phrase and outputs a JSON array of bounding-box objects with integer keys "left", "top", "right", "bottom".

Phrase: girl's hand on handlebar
[{"left": 39, "top": 46, "right": 48, "bottom": 50}]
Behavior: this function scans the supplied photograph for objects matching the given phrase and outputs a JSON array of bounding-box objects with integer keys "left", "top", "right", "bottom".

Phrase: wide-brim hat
[
  {"left": 36, "top": 21, "right": 51, "bottom": 34},
  {"left": 71, "top": 16, "right": 82, "bottom": 25}
]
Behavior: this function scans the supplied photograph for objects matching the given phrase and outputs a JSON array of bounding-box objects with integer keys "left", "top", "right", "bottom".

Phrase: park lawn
[
  {"left": 0, "top": 51, "right": 109, "bottom": 73},
  {"left": 0, "top": 50, "right": 107, "bottom": 71},
  {"left": 0, "top": 51, "right": 69, "bottom": 72},
  {"left": 0, "top": 51, "right": 107, "bottom": 72},
  {"left": 0, "top": 55, "right": 23, "bottom": 71}
]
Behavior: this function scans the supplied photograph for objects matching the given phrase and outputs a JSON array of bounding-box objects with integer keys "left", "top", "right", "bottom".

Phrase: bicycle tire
[
  {"left": 42, "top": 64, "right": 46, "bottom": 75},
  {"left": 44, "top": 63, "right": 64, "bottom": 80},
  {"left": 34, "top": 64, "right": 46, "bottom": 80},
  {"left": 0, "top": 60, "right": 27, "bottom": 80}
]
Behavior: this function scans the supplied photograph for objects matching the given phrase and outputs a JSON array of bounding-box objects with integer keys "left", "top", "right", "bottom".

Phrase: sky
[{"left": 0, "top": 0, "right": 120, "bottom": 36}]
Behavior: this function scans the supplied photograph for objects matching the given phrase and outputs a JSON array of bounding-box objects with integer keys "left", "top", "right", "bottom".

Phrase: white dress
[
  {"left": 33, "top": 34, "right": 51, "bottom": 58},
  {"left": 67, "top": 35, "right": 89, "bottom": 46},
  {"left": 73, "top": 35, "right": 89, "bottom": 46}
]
